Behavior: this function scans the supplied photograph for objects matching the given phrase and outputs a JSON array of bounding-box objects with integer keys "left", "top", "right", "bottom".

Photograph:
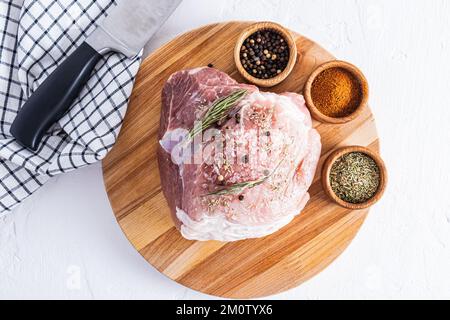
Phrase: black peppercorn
[
  {"left": 238, "top": 195, "right": 244, "bottom": 201},
  {"left": 240, "top": 29, "right": 290, "bottom": 80}
]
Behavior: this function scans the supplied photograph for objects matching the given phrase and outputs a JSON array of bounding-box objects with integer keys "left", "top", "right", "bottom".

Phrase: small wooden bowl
[
  {"left": 234, "top": 22, "right": 298, "bottom": 87},
  {"left": 304, "top": 60, "right": 369, "bottom": 124},
  {"left": 322, "top": 146, "right": 387, "bottom": 210}
]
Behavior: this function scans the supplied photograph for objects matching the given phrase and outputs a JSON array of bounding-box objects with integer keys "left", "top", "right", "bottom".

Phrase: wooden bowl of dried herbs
[
  {"left": 234, "top": 22, "right": 298, "bottom": 87},
  {"left": 304, "top": 60, "right": 369, "bottom": 124},
  {"left": 322, "top": 146, "right": 387, "bottom": 210}
]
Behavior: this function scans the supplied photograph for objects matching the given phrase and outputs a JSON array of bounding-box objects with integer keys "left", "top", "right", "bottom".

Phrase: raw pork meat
[{"left": 158, "top": 67, "right": 321, "bottom": 242}]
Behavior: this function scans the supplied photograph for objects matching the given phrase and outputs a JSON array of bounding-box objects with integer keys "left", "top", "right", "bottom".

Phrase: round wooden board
[{"left": 102, "top": 22, "right": 379, "bottom": 298}]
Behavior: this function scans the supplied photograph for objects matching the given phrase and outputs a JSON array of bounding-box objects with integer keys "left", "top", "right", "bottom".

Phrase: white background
[{"left": 1, "top": 0, "right": 450, "bottom": 299}]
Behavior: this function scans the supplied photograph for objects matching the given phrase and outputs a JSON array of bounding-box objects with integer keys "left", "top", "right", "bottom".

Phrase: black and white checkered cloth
[{"left": 0, "top": 0, "right": 142, "bottom": 215}]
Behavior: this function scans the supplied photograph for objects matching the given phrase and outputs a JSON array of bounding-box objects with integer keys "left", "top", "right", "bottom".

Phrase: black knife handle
[{"left": 10, "top": 42, "right": 103, "bottom": 151}]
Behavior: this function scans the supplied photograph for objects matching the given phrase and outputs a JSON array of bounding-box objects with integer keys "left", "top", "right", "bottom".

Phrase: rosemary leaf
[
  {"left": 206, "top": 161, "right": 283, "bottom": 197},
  {"left": 207, "top": 176, "right": 269, "bottom": 196},
  {"left": 188, "top": 89, "right": 247, "bottom": 140}
]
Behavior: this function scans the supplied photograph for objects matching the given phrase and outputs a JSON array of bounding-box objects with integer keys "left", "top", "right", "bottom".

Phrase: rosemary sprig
[
  {"left": 206, "top": 161, "right": 283, "bottom": 197},
  {"left": 188, "top": 89, "right": 247, "bottom": 140},
  {"left": 207, "top": 175, "right": 269, "bottom": 196}
]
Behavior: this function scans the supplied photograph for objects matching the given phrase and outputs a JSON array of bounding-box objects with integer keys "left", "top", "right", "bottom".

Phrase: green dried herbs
[{"left": 330, "top": 152, "right": 380, "bottom": 204}]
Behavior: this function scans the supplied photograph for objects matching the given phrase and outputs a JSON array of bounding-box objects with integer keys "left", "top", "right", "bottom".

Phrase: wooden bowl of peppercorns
[{"left": 234, "top": 22, "right": 298, "bottom": 87}]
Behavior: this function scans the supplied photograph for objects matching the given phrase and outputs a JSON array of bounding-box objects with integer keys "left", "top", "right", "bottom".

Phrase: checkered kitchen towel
[{"left": 0, "top": 0, "right": 142, "bottom": 215}]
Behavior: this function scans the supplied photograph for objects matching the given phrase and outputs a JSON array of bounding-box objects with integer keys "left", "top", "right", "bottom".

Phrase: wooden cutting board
[{"left": 102, "top": 22, "right": 379, "bottom": 298}]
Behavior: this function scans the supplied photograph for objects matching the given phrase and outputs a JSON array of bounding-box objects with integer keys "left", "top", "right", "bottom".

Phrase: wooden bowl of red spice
[
  {"left": 234, "top": 22, "right": 298, "bottom": 87},
  {"left": 322, "top": 146, "right": 387, "bottom": 210},
  {"left": 304, "top": 60, "right": 369, "bottom": 124}
]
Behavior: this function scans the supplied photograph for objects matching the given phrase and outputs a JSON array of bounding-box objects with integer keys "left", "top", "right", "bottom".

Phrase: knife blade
[
  {"left": 87, "top": 0, "right": 182, "bottom": 57},
  {"left": 11, "top": 0, "right": 182, "bottom": 151}
]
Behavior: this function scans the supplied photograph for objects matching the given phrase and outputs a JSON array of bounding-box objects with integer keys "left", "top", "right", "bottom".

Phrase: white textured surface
[{"left": 1, "top": 0, "right": 450, "bottom": 299}]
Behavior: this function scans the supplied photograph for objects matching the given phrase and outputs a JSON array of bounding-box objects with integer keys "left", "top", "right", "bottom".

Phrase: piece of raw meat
[{"left": 158, "top": 67, "right": 321, "bottom": 242}]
